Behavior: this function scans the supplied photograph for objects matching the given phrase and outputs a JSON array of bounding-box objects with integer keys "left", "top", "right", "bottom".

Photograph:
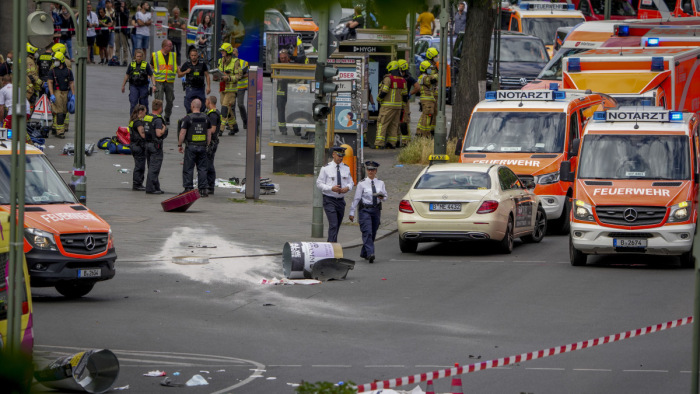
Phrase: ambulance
[
  {"left": 503, "top": 1, "right": 586, "bottom": 57},
  {"left": 562, "top": 46, "right": 700, "bottom": 110},
  {"left": 459, "top": 88, "right": 617, "bottom": 233},
  {"left": 0, "top": 134, "right": 116, "bottom": 298},
  {"left": 560, "top": 106, "right": 698, "bottom": 267},
  {"left": 0, "top": 212, "right": 33, "bottom": 354},
  {"left": 637, "top": 0, "right": 699, "bottom": 19}
]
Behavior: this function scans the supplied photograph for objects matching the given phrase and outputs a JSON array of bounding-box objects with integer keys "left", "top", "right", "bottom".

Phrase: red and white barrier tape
[{"left": 356, "top": 316, "right": 693, "bottom": 393}]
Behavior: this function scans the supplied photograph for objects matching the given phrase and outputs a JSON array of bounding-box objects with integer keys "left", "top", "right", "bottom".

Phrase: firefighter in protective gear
[
  {"left": 397, "top": 59, "right": 416, "bottom": 147},
  {"left": 48, "top": 51, "right": 74, "bottom": 139},
  {"left": 178, "top": 98, "right": 215, "bottom": 197},
  {"left": 425, "top": 46, "right": 450, "bottom": 92},
  {"left": 26, "top": 43, "right": 41, "bottom": 108},
  {"left": 37, "top": 45, "right": 55, "bottom": 85},
  {"left": 143, "top": 99, "right": 167, "bottom": 194},
  {"left": 121, "top": 49, "right": 155, "bottom": 115},
  {"left": 375, "top": 61, "right": 408, "bottom": 149},
  {"left": 217, "top": 43, "right": 240, "bottom": 135},
  {"left": 51, "top": 43, "right": 72, "bottom": 68},
  {"left": 417, "top": 60, "right": 438, "bottom": 138}
]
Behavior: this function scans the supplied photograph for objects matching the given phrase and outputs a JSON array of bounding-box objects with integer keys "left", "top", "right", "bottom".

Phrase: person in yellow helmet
[
  {"left": 375, "top": 61, "right": 408, "bottom": 149},
  {"left": 417, "top": 60, "right": 438, "bottom": 138},
  {"left": 48, "top": 51, "right": 74, "bottom": 139},
  {"left": 217, "top": 42, "right": 240, "bottom": 135},
  {"left": 397, "top": 59, "right": 416, "bottom": 147},
  {"left": 26, "top": 43, "right": 41, "bottom": 108}
]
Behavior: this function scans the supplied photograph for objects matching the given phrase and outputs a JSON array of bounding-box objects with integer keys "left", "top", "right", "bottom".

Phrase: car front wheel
[
  {"left": 55, "top": 281, "right": 95, "bottom": 298},
  {"left": 522, "top": 206, "right": 547, "bottom": 243},
  {"left": 569, "top": 236, "right": 587, "bottom": 266},
  {"left": 499, "top": 217, "right": 514, "bottom": 254}
]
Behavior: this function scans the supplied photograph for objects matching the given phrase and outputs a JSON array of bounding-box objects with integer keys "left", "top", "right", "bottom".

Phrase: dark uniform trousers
[
  {"left": 129, "top": 84, "right": 149, "bottom": 114},
  {"left": 145, "top": 140, "right": 164, "bottom": 192},
  {"left": 359, "top": 205, "right": 381, "bottom": 258},
  {"left": 131, "top": 142, "right": 146, "bottom": 187},
  {"left": 183, "top": 144, "right": 209, "bottom": 191},
  {"left": 184, "top": 87, "right": 206, "bottom": 114},
  {"left": 206, "top": 140, "right": 218, "bottom": 191},
  {"left": 323, "top": 195, "right": 346, "bottom": 243},
  {"left": 276, "top": 81, "right": 288, "bottom": 134},
  {"left": 236, "top": 88, "right": 247, "bottom": 127}
]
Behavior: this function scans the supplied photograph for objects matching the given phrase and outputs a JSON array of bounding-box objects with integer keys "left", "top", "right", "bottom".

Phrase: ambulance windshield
[
  {"left": 0, "top": 155, "right": 79, "bottom": 205},
  {"left": 538, "top": 48, "right": 589, "bottom": 80},
  {"left": 522, "top": 17, "right": 584, "bottom": 46},
  {"left": 578, "top": 135, "right": 690, "bottom": 180},
  {"left": 464, "top": 112, "right": 566, "bottom": 153}
]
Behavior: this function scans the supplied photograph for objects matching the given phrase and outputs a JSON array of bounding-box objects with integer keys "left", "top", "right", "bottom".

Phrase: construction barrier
[{"left": 356, "top": 316, "right": 693, "bottom": 392}]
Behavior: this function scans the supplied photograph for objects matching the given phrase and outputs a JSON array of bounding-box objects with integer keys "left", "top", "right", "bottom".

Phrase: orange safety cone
[
  {"left": 451, "top": 363, "right": 464, "bottom": 394},
  {"left": 425, "top": 379, "right": 435, "bottom": 394}
]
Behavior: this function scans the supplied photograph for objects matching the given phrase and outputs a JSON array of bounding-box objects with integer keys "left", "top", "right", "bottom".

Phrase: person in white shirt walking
[
  {"left": 349, "top": 161, "right": 387, "bottom": 263},
  {"left": 85, "top": 1, "right": 99, "bottom": 64},
  {"left": 316, "top": 147, "right": 354, "bottom": 243},
  {"left": 134, "top": 1, "right": 152, "bottom": 54}
]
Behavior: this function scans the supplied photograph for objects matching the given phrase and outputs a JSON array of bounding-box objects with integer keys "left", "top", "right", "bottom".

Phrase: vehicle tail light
[
  {"left": 477, "top": 200, "right": 499, "bottom": 214},
  {"left": 399, "top": 200, "right": 414, "bottom": 213}
]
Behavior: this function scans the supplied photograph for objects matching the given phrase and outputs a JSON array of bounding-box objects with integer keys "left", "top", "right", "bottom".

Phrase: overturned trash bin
[
  {"left": 34, "top": 349, "right": 120, "bottom": 393},
  {"left": 161, "top": 189, "right": 200, "bottom": 212},
  {"left": 283, "top": 242, "right": 354, "bottom": 280}
]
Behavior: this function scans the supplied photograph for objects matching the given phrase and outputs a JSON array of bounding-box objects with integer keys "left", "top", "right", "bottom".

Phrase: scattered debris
[
  {"left": 199, "top": 370, "right": 210, "bottom": 374},
  {"left": 112, "top": 385, "right": 130, "bottom": 391},
  {"left": 160, "top": 377, "right": 184, "bottom": 387},
  {"left": 263, "top": 303, "right": 275, "bottom": 306},
  {"left": 259, "top": 278, "right": 321, "bottom": 285},
  {"left": 143, "top": 370, "right": 166, "bottom": 377},
  {"left": 185, "top": 375, "right": 209, "bottom": 386}
]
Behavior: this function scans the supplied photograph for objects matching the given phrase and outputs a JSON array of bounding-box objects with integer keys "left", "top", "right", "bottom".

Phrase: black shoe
[
  {"left": 228, "top": 130, "right": 235, "bottom": 135},
  {"left": 232, "top": 124, "right": 240, "bottom": 135},
  {"left": 165, "top": 117, "right": 171, "bottom": 125},
  {"left": 218, "top": 131, "right": 223, "bottom": 137},
  {"left": 181, "top": 188, "right": 193, "bottom": 195},
  {"left": 199, "top": 189, "right": 209, "bottom": 198},
  {"left": 386, "top": 144, "right": 395, "bottom": 149},
  {"left": 279, "top": 130, "right": 288, "bottom": 136},
  {"left": 368, "top": 255, "right": 375, "bottom": 264},
  {"left": 56, "top": 133, "right": 65, "bottom": 139},
  {"left": 132, "top": 185, "right": 145, "bottom": 191},
  {"left": 207, "top": 188, "right": 215, "bottom": 195},
  {"left": 146, "top": 190, "right": 164, "bottom": 194}
]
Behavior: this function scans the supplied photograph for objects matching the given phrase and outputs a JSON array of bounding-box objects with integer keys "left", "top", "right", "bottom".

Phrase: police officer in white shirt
[
  {"left": 349, "top": 161, "right": 387, "bottom": 263},
  {"left": 316, "top": 147, "right": 354, "bottom": 242}
]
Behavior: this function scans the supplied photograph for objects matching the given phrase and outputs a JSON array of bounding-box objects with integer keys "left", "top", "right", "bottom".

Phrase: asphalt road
[{"left": 24, "top": 65, "right": 696, "bottom": 393}]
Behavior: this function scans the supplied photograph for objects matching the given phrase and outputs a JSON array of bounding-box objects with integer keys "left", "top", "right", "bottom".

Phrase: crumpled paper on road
[{"left": 259, "top": 278, "right": 321, "bottom": 285}]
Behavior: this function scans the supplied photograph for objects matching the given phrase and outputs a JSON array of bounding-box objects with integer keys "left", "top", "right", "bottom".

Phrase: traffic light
[
  {"left": 312, "top": 99, "right": 331, "bottom": 121},
  {"left": 314, "top": 62, "right": 338, "bottom": 98}
]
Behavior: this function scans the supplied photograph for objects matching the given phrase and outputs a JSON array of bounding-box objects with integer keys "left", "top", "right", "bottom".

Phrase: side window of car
[
  {"left": 510, "top": 17, "right": 519, "bottom": 32},
  {"left": 579, "top": 0, "right": 592, "bottom": 15},
  {"left": 568, "top": 111, "right": 580, "bottom": 152},
  {"left": 499, "top": 167, "right": 521, "bottom": 190}
]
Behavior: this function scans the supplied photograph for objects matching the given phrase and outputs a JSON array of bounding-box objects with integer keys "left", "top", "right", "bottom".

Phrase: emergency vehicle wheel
[
  {"left": 569, "top": 236, "right": 587, "bottom": 266},
  {"left": 680, "top": 249, "right": 695, "bottom": 269},
  {"left": 523, "top": 206, "right": 546, "bottom": 243},
  {"left": 55, "top": 281, "right": 95, "bottom": 298},
  {"left": 499, "top": 217, "right": 514, "bottom": 254},
  {"left": 399, "top": 236, "right": 418, "bottom": 253},
  {"left": 552, "top": 197, "right": 571, "bottom": 234}
]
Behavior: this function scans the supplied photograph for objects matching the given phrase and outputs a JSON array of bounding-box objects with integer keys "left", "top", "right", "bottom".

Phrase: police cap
[
  {"left": 365, "top": 161, "right": 379, "bottom": 170},
  {"left": 331, "top": 146, "right": 346, "bottom": 157}
]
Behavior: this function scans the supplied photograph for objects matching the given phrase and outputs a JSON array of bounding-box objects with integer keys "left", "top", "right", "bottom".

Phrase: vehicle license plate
[
  {"left": 613, "top": 239, "right": 647, "bottom": 248},
  {"left": 78, "top": 269, "right": 101, "bottom": 278},
  {"left": 430, "top": 203, "right": 461, "bottom": 211}
]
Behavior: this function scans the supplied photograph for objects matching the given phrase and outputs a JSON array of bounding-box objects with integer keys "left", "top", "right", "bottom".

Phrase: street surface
[{"left": 27, "top": 65, "right": 695, "bottom": 393}]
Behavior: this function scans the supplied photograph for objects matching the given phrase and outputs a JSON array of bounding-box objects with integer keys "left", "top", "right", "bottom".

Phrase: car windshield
[
  {"left": 414, "top": 171, "right": 492, "bottom": 190},
  {"left": 611, "top": 95, "right": 654, "bottom": 106},
  {"left": 490, "top": 37, "right": 548, "bottom": 62},
  {"left": 578, "top": 134, "right": 690, "bottom": 180},
  {"left": 538, "top": 47, "right": 589, "bottom": 80},
  {"left": 521, "top": 17, "right": 585, "bottom": 46},
  {"left": 279, "top": 0, "right": 312, "bottom": 18},
  {"left": 590, "top": 0, "right": 637, "bottom": 15},
  {"left": 265, "top": 11, "right": 289, "bottom": 32},
  {"left": 463, "top": 112, "right": 567, "bottom": 153},
  {"left": 0, "top": 155, "right": 78, "bottom": 205}
]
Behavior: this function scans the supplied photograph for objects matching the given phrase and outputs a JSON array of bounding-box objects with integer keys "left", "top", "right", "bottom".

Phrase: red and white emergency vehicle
[
  {"left": 459, "top": 88, "right": 617, "bottom": 232},
  {"left": 562, "top": 46, "right": 700, "bottom": 110},
  {"left": 561, "top": 106, "right": 698, "bottom": 267}
]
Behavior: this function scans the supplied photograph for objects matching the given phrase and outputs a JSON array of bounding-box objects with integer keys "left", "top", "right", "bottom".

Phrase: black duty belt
[{"left": 323, "top": 195, "right": 345, "bottom": 201}]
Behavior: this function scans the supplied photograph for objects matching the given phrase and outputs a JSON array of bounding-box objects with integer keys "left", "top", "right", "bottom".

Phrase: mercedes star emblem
[
  {"left": 623, "top": 208, "right": 638, "bottom": 222},
  {"left": 520, "top": 77, "right": 528, "bottom": 86},
  {"left": 442, "top": 194, "right": 448, "bottom": 200},
  {"left": 84, "top": 235, "right": 96, "bottom": 251}
]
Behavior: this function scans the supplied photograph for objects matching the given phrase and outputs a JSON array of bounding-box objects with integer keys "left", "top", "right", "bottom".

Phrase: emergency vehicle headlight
[
  {"left": 618, "top": 25, "right": 630, "bottom": 37},
  {"left": 485, "top": 91, "right": 497, "bottom": 100},
  {"left": 568, "top": 58, "right": 581, "bottom": 72},
  {"left": 537, "top": 171, "right": 560, "bottom": 185},
  {"left": 651, "top": 57, "right": 665, "bottom": 71},
  {"left": 593, "top": 111, "right": 606, "bottom": 121},
  {"left": 669, "top": 201, "right": 691, "bottom": 222},
  {"left": 670, "top": 111, "right": 683, "bottom": 121},
  {"left": 573, "top": 199, "right": 595, "bottom": 222},
  {"left": 553, "top": 91, "right": 566, "bottom": 100},
  {"left": 25, "top": 228, "right": 57, "bottom": 251},
  {"left": 647, "top": 37, "right": 659, "bottom": 46},
  {"left": 549, "top": 83, "right": 559, "bottom": 91}
]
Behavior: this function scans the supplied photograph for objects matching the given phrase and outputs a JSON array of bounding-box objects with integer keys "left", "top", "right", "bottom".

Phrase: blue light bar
[
  {"left": 568, "top": 3, "right": 575, "bottom": 9},
  {"left": 618, "top": 25, "right": 629, "bottom": 37},
  {"left": 520, "top": 2, "right": 530, "bottom": 9},
  {"left": 7, "top": 129, "right": 11, "bottom": 139},
  {"left": 593, "top": 111, "right": 606, "bottom": 121},
  {"left": 549, "top": 83, "right": 559, "bottom": 91},
  {"left": 485, "top": 91, "right": 497, "bottom": 100},
  {"left": 670, "top": 111, "right": 683, "bottom": 121},
  {"left": 553, "top": 91, "right": 566, "bottom": 100},
  {"left": 568, "top": 58, "right": 581, "bottom": 72},
  {"left": 647, "top": 37, "right": 659, "bottom": 46},
  {"left": 642, "top": 99, "right": 652, "bottom": 106},
  {"left": 651, "top": 57, "right": 665, "bottom": 71}
]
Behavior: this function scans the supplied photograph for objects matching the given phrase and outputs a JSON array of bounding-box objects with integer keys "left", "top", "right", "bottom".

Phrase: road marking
[
  {"left": 311, "top": 365, "right": 352, "bottom": 368},
  {"left": 513, "top": 261, "right": 546, "bottom": 263},
  {"left": 573, "top": 369, "right": 612, "bottom": 372},
  {"left": 525, "top": 367, "right": 565, "bottom": 371},
  {"left": 415, "top": 365, "right": 453, "bottom": 368},
  {"left": 268, "top": 365, "right": 302, "bottom": 367},
  {"left": 623, "top": 370, "right": 668, "bottom": 373},
  {"left": 366, "top": 365, "right": 405, "bottom": 368}
]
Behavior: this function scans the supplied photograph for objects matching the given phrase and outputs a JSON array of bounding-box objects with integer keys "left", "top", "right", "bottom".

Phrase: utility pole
[
  {"left": 312, "top": 6, "right": 330, "bottom": 238},
  {"left": 71, "top": 0, "right": 88, "bottom": 203},
  {"left": 433, "top": 0, "right": 449, "bottom": 155},
  {"left": 494, "top": 3, "right": 502, "bottom": 90}
]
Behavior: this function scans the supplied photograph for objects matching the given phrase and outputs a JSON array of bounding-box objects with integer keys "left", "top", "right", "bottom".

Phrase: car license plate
[
  {"left": 430, "top": 203, "right": 461, "bottom": 211},
  {"left": 78, "top": 269, "right": 101, "bottom": 278},
  {"left": 614, "top": 239, "right": 647, "bottom": 248}
]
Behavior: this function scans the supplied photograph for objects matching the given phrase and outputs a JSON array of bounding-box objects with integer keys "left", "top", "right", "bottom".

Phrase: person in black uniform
[
  {"left": 349, "top": 161, "right": 388, "bottom": 263},
  {"left": 345, "top": 6, "right": 365, "bottom": 40},
  {"left": 129, "top": 104, "right": 147, "bottom": 190},
  {"left": 205, "top": 95, "right": 221, "bottom": 195},
  {"left": 37, "top": 46, "right": 54, "bottom": 93},
  {"left": 178, "top": 47, "right": 210, "bottom": 114},
  {"left": 143, "top": 99, "right": 167, "bottom": 194},
  {"left": 121, "top": 49, "right": 155, "bottom": 115},
  {"left": 276, "top": 49, "right": 291, "bottom": 135},
  {"left": 178, "top": 98, "right": 214, "bottom": 197}
]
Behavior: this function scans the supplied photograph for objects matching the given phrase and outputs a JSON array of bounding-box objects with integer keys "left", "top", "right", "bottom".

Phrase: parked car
[
  {"left": 487, "top": 32, "right": 550, "bottom": 89},
  {"left": 397, "top": 159, "right": 546, "bottom": 254}
]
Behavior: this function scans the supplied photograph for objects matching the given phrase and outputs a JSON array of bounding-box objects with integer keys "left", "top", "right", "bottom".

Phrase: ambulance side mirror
[
  {"left": 560, "top": 161, "right": 574, "bottom": 182},
  {"left": 568, "top": 138, "right": 580, "bottom": 158}
]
